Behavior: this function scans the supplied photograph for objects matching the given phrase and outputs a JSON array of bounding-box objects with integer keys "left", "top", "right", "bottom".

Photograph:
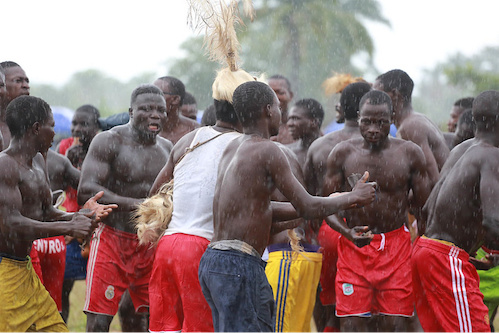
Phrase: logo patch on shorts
[
  {"left": 105, "top": 285, "right": 115, "bottom": 300},
  {"left": 342, "top": 283, "right": 354, "bottom": 296}
]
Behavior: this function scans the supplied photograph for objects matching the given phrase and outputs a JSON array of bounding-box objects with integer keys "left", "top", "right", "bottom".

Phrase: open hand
[
  {"left": 83, "top": 191, "right": 118, "bottom": 222},
  {"left": 348, "top": 225, "right": 374, "bottom": 248}
]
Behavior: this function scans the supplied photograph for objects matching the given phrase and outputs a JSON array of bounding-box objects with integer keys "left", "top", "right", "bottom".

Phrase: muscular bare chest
[
  {"left": 111, "top": 144, "right": 169, "bottom": 194},
  {"left": 18, "top": 164, "right": 51, "bottom": 220}
]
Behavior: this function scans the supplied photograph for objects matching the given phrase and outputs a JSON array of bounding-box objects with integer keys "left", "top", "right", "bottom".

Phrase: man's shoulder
[
  {"left": 156, "top": 135, "right": 174, "bottom": 152},
  {"left": 180, "top": 116, "right": 201, "bottom": 129}
]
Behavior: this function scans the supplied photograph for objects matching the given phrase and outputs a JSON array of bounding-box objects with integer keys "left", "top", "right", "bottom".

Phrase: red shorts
[
  {"left": 149, "top": 233, "right": 213, "bottom": 332},
  {"left": 318, "top": 221, "right": 341, "bottom": 305},
  {"left": 336, "top": 226, "right": 413, "bottom": 317},
  {"left": 29, "top": 245, "right": 44, "bottom": 284},
  {"left": 32, "top": 236, "right": 66, "bottom": 311},
  {"left": 412, "top": 237, "right": 490, "bottom": 332},
  {"left": 84, "top": 224, "right": 155, "bottom": 316}
]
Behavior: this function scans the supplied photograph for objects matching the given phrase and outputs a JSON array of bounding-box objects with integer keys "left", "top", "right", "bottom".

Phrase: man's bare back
[
  {"left": 425, "top": 142, "right": 499, "bottom": 253},
  {"left": 396, "top": 112, "right": 449, "bottom": 181}
]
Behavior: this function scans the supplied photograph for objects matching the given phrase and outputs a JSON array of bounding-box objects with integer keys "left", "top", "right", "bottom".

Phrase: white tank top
[{"left": 164, "top": 126, "right": 241, "bottom": 240}]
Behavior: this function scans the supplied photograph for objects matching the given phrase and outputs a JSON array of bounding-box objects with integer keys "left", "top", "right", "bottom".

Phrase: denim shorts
[{"left": 198, "top": 247, "right": 275, "bottom": 332}]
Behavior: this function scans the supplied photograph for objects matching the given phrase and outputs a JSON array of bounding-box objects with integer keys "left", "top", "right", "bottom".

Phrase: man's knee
[{"left": 85, "top": 313, "right": 113, "bottom": 332}]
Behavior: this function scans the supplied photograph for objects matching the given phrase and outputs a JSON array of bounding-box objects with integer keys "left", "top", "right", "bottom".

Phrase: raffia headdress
[
  {"left": 322, "top": 73, "right": 365, "bottom": 97},
  {"left": 187, "top": 0, "right": 257, "bottom": 103}
]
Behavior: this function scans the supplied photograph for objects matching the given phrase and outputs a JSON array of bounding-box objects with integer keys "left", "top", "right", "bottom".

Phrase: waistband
[
  {"left": 267, "top": 242, "right": 321, "bottom": 253},
  {"left": 417, "top": 236, "right": 469, "bottom": 261},
  {"left": 209, "top": 240, "right": 260, "bottom": 258},
  {"left": 0, "top": 253, "right": 29, "bottom": 261},
  {"left": 100, "top": 223, "right": 139, "bottom": 240}
]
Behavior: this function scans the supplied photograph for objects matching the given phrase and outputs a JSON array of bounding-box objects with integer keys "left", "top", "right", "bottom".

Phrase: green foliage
[
  {"left": 442, "top": 47, "right": 499, "bottom": 93},
  {"left": 414, "top": 46, "right": 499, "bottom": 129}
]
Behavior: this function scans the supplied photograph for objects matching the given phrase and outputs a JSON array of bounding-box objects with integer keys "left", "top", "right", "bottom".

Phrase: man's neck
[
  {"left": 212, "top": 121, "right": 241, "bottom": 133},
  {"left": 130, "top": 124, "right": 156, "bottom": 145},
  {"left": 395, "top": 105, "right": 414, "bottom": 127},
  {"left": 6, "top": 138, "right": 39, "bottom": 165},
  {"left": 300, "top": 131, "right": 321, "bottom": 149}
]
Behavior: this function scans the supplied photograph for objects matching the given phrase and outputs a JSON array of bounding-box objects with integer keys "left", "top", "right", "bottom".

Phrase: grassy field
[
  {"left": 68, "top": 279, "right": 499, "bottom": 332},
  {"left": 67, "top": 280, "right": 121, "bottom": 332}
]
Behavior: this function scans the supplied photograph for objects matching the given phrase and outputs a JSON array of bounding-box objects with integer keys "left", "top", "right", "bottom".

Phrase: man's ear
[
  {"left": 266, "top": 104, "right": 272, "bottom": 117},
  {"left": 32, "top": 122, "right": 41, "bottom": 135},
  {"left": 128, "top": 107, "right": 134, "bottom": 119}
]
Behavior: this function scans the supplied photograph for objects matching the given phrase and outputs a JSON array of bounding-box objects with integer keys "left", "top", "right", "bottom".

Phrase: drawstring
[
  {"left": 26, "top": 255, "right": 32, "bottom": 270},
  {"left": 377, "top": 233, "right": 385, "bottom": 251}
]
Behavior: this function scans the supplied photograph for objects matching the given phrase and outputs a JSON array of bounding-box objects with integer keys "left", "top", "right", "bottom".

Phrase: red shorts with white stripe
[
  {"left": 318, "top": 221, "right": 341, "bottom": 305},
  {"left": 84, "top": 224, "right": 155, "bottom": 316},
  {"left": 335, "top": 226, "right": 413, "bottom": 317},
  {"left": 412, "top": 236, "right": 490, "bottom": 332}
]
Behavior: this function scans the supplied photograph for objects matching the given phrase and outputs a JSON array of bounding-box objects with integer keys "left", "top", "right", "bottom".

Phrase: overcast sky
[{"left": 4, "top": 0, "right": 499, "bottom": 87}]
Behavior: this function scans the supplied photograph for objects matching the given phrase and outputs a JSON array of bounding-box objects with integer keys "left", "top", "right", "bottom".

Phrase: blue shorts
[
  {"left": 198, "top": 247, "right": 275, "bottom": 332},
  {"left": 64, "top": 239, "right": 87, "bottom": 280}
]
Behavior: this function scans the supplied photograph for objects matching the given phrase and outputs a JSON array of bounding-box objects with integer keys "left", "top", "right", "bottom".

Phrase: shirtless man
[
  {"left": 373, "top": 69, "right": 449, "bottom": 185},
  {"left": 198, "top": 81, "right": 377, "bottom": 332},
  {"left": 412, "top": 90, "right": 499, "bottom": 332},
  {"left": 269, "top": 74, "right": 295, "bottom": 144},
  {"left": 36, "top": 149, "right": 81, "bottom": 314},
  {"left": 285, "top": 98, "right": 324, "bottom": 167},
  {"left": 78, "top": 84, "right": 173, "bottom": 332},
  {"left": 153, "top": 76, "right": 199, "bottom": 144},
  {"left": 0, "top": 61, "right": 30, "bottom": 149},
  {"left": 324, "top": 90, "right": 431, "bottom": 331},
  {"left": 304, "top": 81, "right": 371, "bottom": 332},
  {"left": 0, "top": 95, "right": 114, "bottom": 332}
]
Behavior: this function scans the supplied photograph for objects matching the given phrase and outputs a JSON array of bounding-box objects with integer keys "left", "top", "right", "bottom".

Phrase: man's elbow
[{"left": 77, "top": 184, "right": 93, "bottom": 205}]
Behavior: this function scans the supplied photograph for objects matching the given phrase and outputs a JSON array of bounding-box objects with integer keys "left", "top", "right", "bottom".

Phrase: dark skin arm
[{"left": 267, "top": 142, "right": 376, "bottom": 219}]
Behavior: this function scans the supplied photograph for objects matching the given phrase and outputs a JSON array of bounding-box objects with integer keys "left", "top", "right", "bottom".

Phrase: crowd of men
[{"left": 0, "top": 60, "right": 498, "bottom": 333}]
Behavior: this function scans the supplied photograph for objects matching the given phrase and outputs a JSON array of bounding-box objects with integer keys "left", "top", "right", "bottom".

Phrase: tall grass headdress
[{"left": 187, "top": 0, "right": 257, "bottom": 103}]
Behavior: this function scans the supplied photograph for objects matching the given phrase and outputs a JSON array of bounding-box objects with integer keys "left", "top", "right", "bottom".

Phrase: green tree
[
  {"left": 168, "top": 0, "right": 388, "bottom": 110},
  {"left": 240, "top": 0, "right": 388, "bottom": 98},
  {"left": 414, "top": 46, "right": 499, "bottom": 129}
]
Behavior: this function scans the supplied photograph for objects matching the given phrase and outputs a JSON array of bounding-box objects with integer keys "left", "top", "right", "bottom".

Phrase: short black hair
[
  {"left": 0, "top": 61, "right": 21, "bottom": 70},
  {"left": 376, "top": 69, "right": 414, "bottom": 105},
  {"left": 457, "top": 108, "right": 475, "bottom": 130},
  {"left": 269, "top": 74, "right": 292, "bottom": 92},
  {"left": 183, "top": 91, "right": 197, "bottom": 105},
  {"left": 359, "top": 90, "right": 393, "bottom": 116},
  {"left": 214, "top": 99, "right": 238, "bottom": 125},
  {"left": 156, "top": 76, "right": 186, "bottom": 106},
  {"left": 454, "top": 97, "right": 474, "bottom": 110},
  {"left": 232, "top": 81, "right": 275, "bottom": 126},
  {"left": 340, "top": 82, "right": 372, "bottom": 120},
  {"left": 201, "top": 104, "right": 217, "bottom": 126},
  {"left": 130, "top": 84, "right": 164, "bottom": 107},
  {"left": 6, "top": 95, "right": 51, "bottom": 138},
  {"left": 75, "top": 104, "right": 101, "bottom": 126},
  {"left": 293, "top": 98, "right": 325, "bottom": 127}
]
